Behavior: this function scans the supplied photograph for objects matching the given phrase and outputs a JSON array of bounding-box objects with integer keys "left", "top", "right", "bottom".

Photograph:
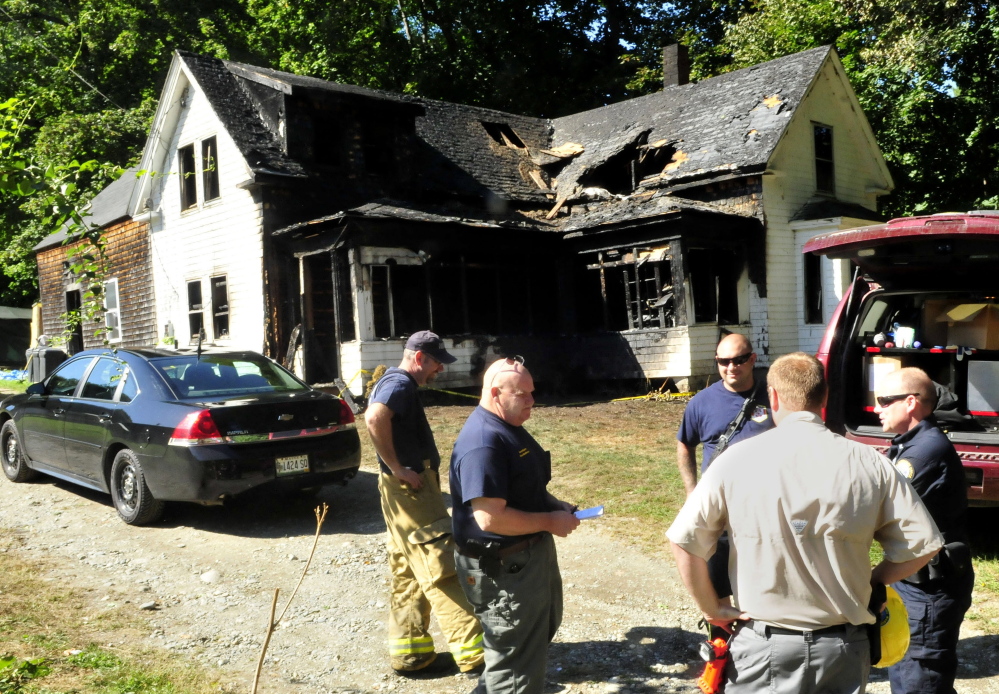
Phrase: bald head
[
  {"left": 480, "top": 358, "right": 535, "bottom": 426},
  {"left": 882, "top": 367, "right": 937, "bottom": 413},
  {"left": 718, "top": 333, "right": 752, "bottom": 355}
]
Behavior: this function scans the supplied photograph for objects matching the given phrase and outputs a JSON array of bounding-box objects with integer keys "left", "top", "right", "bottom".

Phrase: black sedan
[{"left": 0, "top": 348, "right": 361, "bottom": 524}]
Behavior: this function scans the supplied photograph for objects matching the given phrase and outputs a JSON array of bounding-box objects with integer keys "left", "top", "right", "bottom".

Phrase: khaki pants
[{"left": 379, "top": 467, "right": 484, "bottom": 672}]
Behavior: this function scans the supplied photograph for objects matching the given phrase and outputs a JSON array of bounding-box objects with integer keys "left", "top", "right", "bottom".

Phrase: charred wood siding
[{"left": 37, "top": 219, "right": 155, "bottom": 349}]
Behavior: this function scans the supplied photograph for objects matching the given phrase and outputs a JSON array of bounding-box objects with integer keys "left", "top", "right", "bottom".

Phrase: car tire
[
  {"left": 110, "top": 449, "right": 164, "bottom": 525},
  {"left": 1, "top": 420, "right": 37, "bottom": 483}
]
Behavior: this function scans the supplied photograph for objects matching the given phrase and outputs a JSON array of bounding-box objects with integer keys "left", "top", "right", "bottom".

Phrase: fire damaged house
[{"left": 36, "top": 44, "right": 893, "bottom": 393}]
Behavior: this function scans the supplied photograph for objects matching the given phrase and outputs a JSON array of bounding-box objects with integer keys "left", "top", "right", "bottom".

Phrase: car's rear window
[{"left": 151, "top": 355, "right": 309, "bottom": 398}]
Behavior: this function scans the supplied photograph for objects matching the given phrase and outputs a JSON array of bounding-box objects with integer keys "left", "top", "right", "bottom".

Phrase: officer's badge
[
  {"left": 751, "top": 406, "right": 769, "bottom": 423},
  {"left": 895, "top": 459, "right": 915, "bottom": 479}
]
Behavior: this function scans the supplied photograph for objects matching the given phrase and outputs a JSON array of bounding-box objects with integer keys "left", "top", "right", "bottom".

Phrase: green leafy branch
[{"left": 1, "top": 97, "right": 117, "bottom": 350}]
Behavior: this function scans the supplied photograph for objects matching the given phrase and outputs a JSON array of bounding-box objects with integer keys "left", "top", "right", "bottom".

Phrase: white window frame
[{"left": 103, "top": 278, "right": 122, "bottom": 343}]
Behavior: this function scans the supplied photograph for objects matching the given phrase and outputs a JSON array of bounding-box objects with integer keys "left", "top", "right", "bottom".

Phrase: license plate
[{"left": 275, "top": 454, "right": 310, "bottom": 476}]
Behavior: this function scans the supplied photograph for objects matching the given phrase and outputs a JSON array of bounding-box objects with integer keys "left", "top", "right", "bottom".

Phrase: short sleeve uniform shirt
[
  {"left": 369, "top": 367, "right": 440, "bottom": 475},
  {"left": 450, "top": 406, "right": 551, "bottom": 549},
  {"left": 677, "top": 379, "right": 773, "bottom": 469},
  {"left": 888, "top": 417, "right": 968, "bottom": 544}
]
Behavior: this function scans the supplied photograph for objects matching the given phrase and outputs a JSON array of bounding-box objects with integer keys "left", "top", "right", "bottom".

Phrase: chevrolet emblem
[{"left": 278, "top": 414, "right": 294, "bottom": 421}]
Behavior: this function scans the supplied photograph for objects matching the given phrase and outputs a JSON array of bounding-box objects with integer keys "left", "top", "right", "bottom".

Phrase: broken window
[
  {"left": 585, "top": 247, "right": 674, "bottom": 331},
  {"left": 202, "top": 137, "right": 220, "bottom": 202},
  {"left": 688, "top": 248, "right": 740, "bottom": 324},
  {"left": 804, "top": 252, "right": 823, "bottom": 324},
  {"left": 371, "top": 265, "right": 396, "bottom": 338},
  {"left": 103, "top": 278, "right": 121, "bottom": 343},
  {"left": 578, "top": 130, "right": 652, "bottom": 195},
  {"left": 481, "top": 122, "right": 525, "bottom": 149},
  {"left": 391, "top": 265, "right": 430, "bottom": 336},
  {"left": 814, "top": 124, "right": 835, "bottom": 195},
  {"left": 178, "top": 144, "right": 197, "bottom": 210},
  {"left": 211, "top": 275, "right": 229, "bottom": 338},
  {"left": 188, "top": 280, "right": 204, "bottom": 342}
]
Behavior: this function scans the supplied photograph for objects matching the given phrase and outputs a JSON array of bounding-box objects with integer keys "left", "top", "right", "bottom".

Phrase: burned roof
[
  {"left": 183, "top": 46, "right": 836, "bottom": 233},
  {"left": 561, "top": 191, "right": 754, "bottom": 233},
  {"left": 34, "top": 167, "right": 140, "bottom": 252},
  {"left": 178, "top": 51, "right": 306, "bottom": 178},
  {"left": 550, "top": 46, "right": 832, "bottom": 203}
]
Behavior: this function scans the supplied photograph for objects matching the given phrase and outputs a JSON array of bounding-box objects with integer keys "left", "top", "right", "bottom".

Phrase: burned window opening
[
  {"left": 481, "top": 122, "right": 526, "bottom": 149},
  {"left": 585, "top": 247, "right": 674, "bottom": 330},
  {"left": 804, "top": 252, "right": 823, "bottom": 324},
  {"left": 688, "top": 248, "right": 740, "bottom": 324},
  {"left": 814, "top": 124, "right": 834, "bottom": 195},
  {"left": 578, "top": 130, "right": 651, "bottom": 195},
  {"left": 202, "top": 137, "right": 220, "bottom": 201},
  {"left": 187, "top": 280, "right": 204, "bottom": 342},
  {"left": 366, "top": 251, "right": 550, "bottom": 339},
  {"left": 178, "top": 144, "right": 197, "bottom": 210}
]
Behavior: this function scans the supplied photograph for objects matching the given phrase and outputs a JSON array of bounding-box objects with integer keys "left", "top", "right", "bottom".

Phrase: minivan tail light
[
  {"left": 338, "top": 399, "right": 356, "bottom": 425},
  {"left": 169, "top": 409, "right": 224, "bottom": 446}
]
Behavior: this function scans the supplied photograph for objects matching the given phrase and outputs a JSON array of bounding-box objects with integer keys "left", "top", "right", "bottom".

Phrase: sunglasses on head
[
  {"left": 715, "top": 352, "right": 753, "bottom": 367},
  {"left": 489, "top": 355, "right": 526, "bottom": 388},
  {"left": 876, "top": 393, "right": 918, "bottom": 408}
]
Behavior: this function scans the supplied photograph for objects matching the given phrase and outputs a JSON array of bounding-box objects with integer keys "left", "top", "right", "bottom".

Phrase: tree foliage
[
  {"left": 717, "top": 0, "right": 999, "bottom": 217},
  {"left": 1, "top": 0, "right": 997, "bottom": 307}
]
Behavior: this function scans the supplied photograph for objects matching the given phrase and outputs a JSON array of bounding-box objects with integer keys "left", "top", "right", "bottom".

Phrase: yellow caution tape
[{"left": 423, "top": 387, "right": 480, "bottom": 400}]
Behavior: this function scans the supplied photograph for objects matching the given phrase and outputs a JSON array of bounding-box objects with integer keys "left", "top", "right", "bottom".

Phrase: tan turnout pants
[{"left": 379, "top": 466, "right": 484, "bottom": 672}]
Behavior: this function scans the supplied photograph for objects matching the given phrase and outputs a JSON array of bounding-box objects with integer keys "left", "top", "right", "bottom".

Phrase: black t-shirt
[
  {"left": 368, "top": 367, "right": 440, "bottom": 474},
  {"left": 450, "top": 406, "right": 552, "bottom": 549}
]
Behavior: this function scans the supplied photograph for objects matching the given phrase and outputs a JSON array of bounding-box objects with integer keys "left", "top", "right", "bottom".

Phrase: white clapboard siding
[
  {"left": 148, "top": 71, "right": 267, "bottom": 352},
  {"left": 762, "top": 56, "right": 889, "bottom": 360}
]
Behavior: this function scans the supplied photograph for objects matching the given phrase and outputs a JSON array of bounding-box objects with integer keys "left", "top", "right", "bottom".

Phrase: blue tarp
[{"left": 0, "top": 370, "right": 28, "bottom": 381}]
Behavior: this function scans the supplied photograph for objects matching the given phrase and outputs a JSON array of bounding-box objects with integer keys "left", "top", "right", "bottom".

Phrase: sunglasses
[
  {"left": 876, "top": 393, "right": 918, "bottom": 408},
  {"left": 715, "top": 352, "right": 753, "bottom": 367},
  {"left": 489, "top": 355, "right": 526, "bottom": 389}
]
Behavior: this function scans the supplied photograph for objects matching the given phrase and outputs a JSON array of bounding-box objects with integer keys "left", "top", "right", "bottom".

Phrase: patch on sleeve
[
  {"left": 751, "top": 406, "right": 769, "bottom": 423},
  {"left": 519, "top": 448, "right": 530, "bottom": 457},
  {"left": 466, "top": 576, "right": 476, "bottom": 586},
  {"left": 895, "top": 459, "right": 915, "bottom": 479}
]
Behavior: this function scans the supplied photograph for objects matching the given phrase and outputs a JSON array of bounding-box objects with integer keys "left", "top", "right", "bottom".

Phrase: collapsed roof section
[{"left": 548, "top": 46, "right": 831, "bottom": 209}]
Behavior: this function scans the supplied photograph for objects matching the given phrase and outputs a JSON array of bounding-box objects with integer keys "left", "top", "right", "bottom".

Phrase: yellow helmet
[{"left": 874, "top": 585, "right": 910, "bottom": 667}]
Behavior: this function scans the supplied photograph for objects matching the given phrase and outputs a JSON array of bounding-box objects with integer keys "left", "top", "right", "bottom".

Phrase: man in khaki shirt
[{"left": 667, "top": 352, "right": 943, "bottom": 694}]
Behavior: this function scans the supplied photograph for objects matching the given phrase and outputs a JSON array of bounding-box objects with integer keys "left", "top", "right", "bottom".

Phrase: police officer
[
  {"left": 366, "top": 331, "right": 485, "bottom": 677},
  {"left": 675, "top": 333, "right": 773, "bottom": 610},
  {"left": 451, "top": 357, "right": 580, "bottom": 694},
  {"left": 875, "top": 367, "right": 973, "bottom": 694}
]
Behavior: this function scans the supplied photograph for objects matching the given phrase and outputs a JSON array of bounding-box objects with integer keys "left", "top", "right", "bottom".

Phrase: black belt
[
  {"left": 457, "top": 534, "right": 543, "bottom": 560},
  {"left": 747, "top": 619, "right": 850, "bottom": 637}
]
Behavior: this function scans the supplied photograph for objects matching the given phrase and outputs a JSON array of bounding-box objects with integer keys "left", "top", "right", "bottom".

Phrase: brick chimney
[{"left": 663, "top": 44, "right": 690, "bottom": 87}]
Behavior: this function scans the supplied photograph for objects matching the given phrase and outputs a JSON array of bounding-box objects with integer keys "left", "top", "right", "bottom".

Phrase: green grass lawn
[{"left": 416, "top": 399, "right": 999, "bottom": 634}]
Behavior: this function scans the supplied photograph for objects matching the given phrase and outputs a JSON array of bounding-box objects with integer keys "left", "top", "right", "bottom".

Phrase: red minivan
[{"left": 804, "top": 211, "right": 999, "bottom": 505}]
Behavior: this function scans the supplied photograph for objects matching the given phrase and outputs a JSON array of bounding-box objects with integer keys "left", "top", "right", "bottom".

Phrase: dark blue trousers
[{"left": 889, "top": 570, "right": 973, "bottom": 694}]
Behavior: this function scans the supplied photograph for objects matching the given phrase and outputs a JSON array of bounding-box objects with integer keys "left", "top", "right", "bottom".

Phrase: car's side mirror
[{"left": 25, "top": 382, "right": 46, "bottom": 396}]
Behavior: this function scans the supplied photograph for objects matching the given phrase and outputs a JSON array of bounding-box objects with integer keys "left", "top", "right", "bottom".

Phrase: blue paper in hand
[{"left": 574, "top": 505, "right": 604, "bottom": 520}]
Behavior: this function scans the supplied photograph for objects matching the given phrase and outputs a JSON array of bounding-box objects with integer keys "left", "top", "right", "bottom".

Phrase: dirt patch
[{"left": 1, "top": 402, "right": 997, "bottom": 693}]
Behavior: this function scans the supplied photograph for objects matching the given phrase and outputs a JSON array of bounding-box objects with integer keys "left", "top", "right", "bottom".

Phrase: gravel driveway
[{"left": 1, "top": 466, "right": 996, "bottom": 693}]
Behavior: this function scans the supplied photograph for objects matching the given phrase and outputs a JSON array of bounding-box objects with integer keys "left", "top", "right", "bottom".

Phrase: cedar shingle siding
[{"left": 37, "top": 218, "right": 156, "bottom": 350}]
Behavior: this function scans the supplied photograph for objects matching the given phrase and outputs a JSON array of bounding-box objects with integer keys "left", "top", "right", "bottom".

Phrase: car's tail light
[
  {"left": 338, "top": 399, "right": 356, "bottom": 426},
  {"left": 169, "top": 409, "right": 224, "bottom": 446}
]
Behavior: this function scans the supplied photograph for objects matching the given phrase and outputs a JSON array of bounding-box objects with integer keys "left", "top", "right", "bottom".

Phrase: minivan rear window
[{"left": 151, "top": 355, "right": 308, "bottom": 398}]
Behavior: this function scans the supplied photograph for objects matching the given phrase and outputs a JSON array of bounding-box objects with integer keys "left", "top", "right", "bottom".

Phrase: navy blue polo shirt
[
  {"left": 368, "top": 367, "right": 440, "bottom": 475},
  {"left": 450, "top": 406, "right": 551, "bottom": 549},
  {"left": 888, "top": 417, "right": 968, "bottom": 544},
  {"left": 677, "top": 379, "right": 773, "bottom": 470}
]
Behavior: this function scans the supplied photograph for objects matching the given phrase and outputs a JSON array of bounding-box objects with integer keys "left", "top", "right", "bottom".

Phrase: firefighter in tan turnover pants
[{"left": 366, "top": 331, "right": 485, "bottom": 677}]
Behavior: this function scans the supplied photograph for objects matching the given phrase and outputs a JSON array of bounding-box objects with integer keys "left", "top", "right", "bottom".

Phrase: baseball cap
[{"left": 405, "top": 330, "right": 457, "bottom": 364}]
